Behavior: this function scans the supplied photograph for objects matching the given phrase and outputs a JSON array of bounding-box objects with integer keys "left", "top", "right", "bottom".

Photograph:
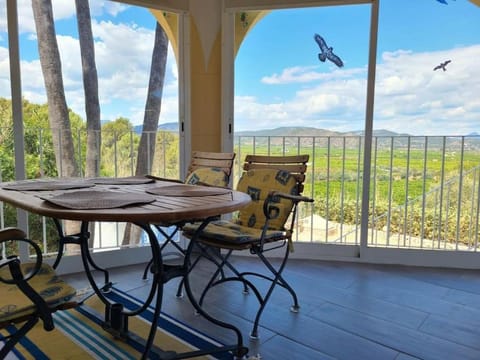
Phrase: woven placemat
[
  {"left": 3, "top": 179, "right": 94, "bottom": 191},
  {"left": 146, "top": 184, "right": 231, "bottom": 197},
  {"left": 87, "top": 176, "right": 155, "bottom": 185},
  {"left": 43, "top": 190, "right": 156, "bottom": 209}
]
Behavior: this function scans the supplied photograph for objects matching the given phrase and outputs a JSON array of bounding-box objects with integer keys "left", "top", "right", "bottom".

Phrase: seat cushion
[
  {"left": 0, "top": 263, "right": 76, "bottom": 323},
  {"left": 183, "top": 219, "right": 287, "bottom": 249},
  {"left": 185, "top": 167, "right": 229, "bottom": 187}
]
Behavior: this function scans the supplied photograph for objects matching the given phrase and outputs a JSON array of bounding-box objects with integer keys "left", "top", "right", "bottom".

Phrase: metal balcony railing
[
  {"left": 235, "top": 134, "right": 480, "bottom": 252},
  {"left": 1, "top": 127, "right": 479, "bottom": 257}
]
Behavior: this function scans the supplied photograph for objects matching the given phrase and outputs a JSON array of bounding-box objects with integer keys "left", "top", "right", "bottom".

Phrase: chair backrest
[
  {"left": 236, "top": 168, "right": 299, "bottom": 231},
  {"left": 185, "top": 151, "right": 236, "bottom": 188},
  {"left": 243, "top": 154, "right": 309, "bottom": 194}
]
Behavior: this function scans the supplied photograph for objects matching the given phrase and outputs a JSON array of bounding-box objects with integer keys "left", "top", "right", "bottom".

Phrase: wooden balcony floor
[{"left": 64, "top": 256, "right": 480, "bottom": 359}]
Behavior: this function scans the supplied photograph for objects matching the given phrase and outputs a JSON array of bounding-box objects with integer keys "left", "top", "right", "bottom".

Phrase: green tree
[
  {"left": 152, "top": 130, "right": 179, "bottom": 178},
  {"left": 100, "top": 117, "right": 138, "bottom": 177},
  {"left": 0, "top": 98, "right": 84, "bottom": 249}
]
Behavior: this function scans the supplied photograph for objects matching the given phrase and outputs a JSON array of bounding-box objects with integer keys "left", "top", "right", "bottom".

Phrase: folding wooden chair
[
  {"left": 143, "top": 151, "right": 236, "bottom": 282},
  {"left": 182, "top": 155, "right": 313, "bottom": 339},
  {"left": 0, "top": 228, "right": 77, "bottom": 358}
]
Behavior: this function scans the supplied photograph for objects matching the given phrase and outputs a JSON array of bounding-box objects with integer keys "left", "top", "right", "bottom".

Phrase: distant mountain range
[
  {"left": 132, "top": 122, "right": 479, "bottom": 140},
  {"left": 133, "top": 123, "right": 410, "bottom": 137},
  {"left": 235, "top": 126, "right": 411, "bottom": 137},
  {"left": 133, "top": 122, "right": 178, "bottom": 133}
]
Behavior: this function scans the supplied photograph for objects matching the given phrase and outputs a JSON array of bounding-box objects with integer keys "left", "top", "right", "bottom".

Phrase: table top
[{"left": 0, "top": 177, "right": 251, "bottom": 224}]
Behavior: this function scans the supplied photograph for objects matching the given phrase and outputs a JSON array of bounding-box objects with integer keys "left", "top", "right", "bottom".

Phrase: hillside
[
  {"left": 133, "top": 122, "right": 178, "bottom": 133},
  {"left": 134, "top": 124, "right": 408, "bottom": 138},
  {"left": 236, "top": 126, "right": 409, "bottom": 137},
  {"left": 236, "top": 126, "right": 340, "bottom": 137}
]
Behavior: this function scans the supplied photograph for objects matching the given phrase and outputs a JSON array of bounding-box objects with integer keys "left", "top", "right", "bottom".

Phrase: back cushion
[
  {"left": 236, "top": 168, "right": 298, "bottom": 230},
  {"left": 185, "top": 167, "right": 229, "bottom": 187}
]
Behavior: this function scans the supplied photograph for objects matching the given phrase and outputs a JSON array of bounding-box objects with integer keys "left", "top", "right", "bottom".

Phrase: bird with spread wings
[
  {"left": 314, "top": 34, "right": 344, "bottom": 68},
  {"left": 434, "top": 60, "right": 451, "bottom": 71}
]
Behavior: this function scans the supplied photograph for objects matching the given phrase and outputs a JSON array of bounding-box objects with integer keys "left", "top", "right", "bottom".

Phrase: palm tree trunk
[
  {"left": 75, "top": 0, "right": 101, "bottom": 179},
  {"left": 135, "top": 22, "right": 169, "bottom": 176},
  {"left": 123, "top": 22, "right": 169, "bottom": 246},
  {"left": 32, "top": 0, "right": 81, "bottom": 250},
  {"left": 31, "top": 0, "right": 79, "bottom": 178},
  {"left": 75, "top": 0, "right": 101, "bottom": 248}
]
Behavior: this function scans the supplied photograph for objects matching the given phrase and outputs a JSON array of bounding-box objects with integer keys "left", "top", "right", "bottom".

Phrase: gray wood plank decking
[{"left": 63, "top": 257, "right": 480, "bottom": 360}]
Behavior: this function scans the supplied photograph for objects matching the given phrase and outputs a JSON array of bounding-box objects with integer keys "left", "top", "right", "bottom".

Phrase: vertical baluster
[
  {"left": 371, "top": 136, "right": 378, "bottom": 245},
  {"left": 355, "top": 136, "right": 362, "bottom": 244},
  {"left": 339, "top": 137, "right": 346, "bottom": 242},
  {"left": 38, "top": 128, "right": 48, "bottom": 253},
  {"left": 420, "top": 136, "right": 428, "bottom": 247},
  {"left": 437, "top": 137, "right": 446, "bottom": 249},
  {"left": 474, "top": 167, "right": 480, "bottom": 250},
  {"left": 309, "top": 137, "right": 316, "bottom": 243},
  {"left": 77, "top": 128, "right": 82, "bottom": 177},
  {"left": 326, "top": 136, "right": 331, "bottom": 243},
  {"left": 468, "top": 156, "right": 477, "bottom": 248},
  {"left": 386, "top": 137, "right": 394, "bottom": 246},
  {"left": 455, "top": 137, "right": 465, "bottom": 250},
  {"left": 402, "top": 136, "right": 411, "bottom": 247}
]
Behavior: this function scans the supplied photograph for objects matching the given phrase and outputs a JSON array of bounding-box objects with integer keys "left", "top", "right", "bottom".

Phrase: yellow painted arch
[
  {"left": 152, "top": 1, "right": 479, "bottom": 68},
  {"left": 149, "top": 2, "right": 480, "bottom": 153}
]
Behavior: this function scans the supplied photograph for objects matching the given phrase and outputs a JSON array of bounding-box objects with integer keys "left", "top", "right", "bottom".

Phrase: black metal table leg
[
  {"left": 52, "top": 219, "right": 110, "bottom": 289},
  {"left": 76, "top": 219, "right": 248, "bottom": 359},
  {"left": 182, "top": 219, "right": 249, "bottom": 360}
]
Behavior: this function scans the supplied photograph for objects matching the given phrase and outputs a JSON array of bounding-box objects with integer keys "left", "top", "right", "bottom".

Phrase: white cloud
[
  {"left": 2, "top": 1, "right": 478, "bottom": 136},
  {"left": 236, "top": 44, "right": 480, "bottom": 135},
  {"left": 0, "top": 2, "right": 178, "bottom": 126},
  {"left": 261, "top": 65, "right": 364, "bottom": 85},
  {"left": 0, "top": 0, "right": 129, "bottom": 34},
  {"left": 373, "top": 45, "right": 480, "bottom": 135},
  {"left": 0, "top": 0, "right": 36, "bottom": 34},
  {"left": 89, "top": 0, "right": 127, "bottom": 17}
]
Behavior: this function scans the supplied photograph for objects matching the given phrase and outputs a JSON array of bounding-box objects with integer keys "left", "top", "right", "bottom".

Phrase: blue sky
[
  {"left": 0, "top": 0, "right": 479, "bottom": 135},
  {"left": 235, "top": 1, "right": 480, "bottom": 134}
]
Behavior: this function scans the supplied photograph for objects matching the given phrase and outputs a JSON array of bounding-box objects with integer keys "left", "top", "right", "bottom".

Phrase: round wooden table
[{"left": 0, "top": 177, "right": 251, "bottom": 359}]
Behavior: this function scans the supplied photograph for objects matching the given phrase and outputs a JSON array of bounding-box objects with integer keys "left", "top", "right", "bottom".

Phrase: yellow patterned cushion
[
  {"left": 185, "top": 167, "right": 229, "bottom": 187},
  {"left": 236, "top": 168, "right": 297, "bottom": 230},
  {"left": 182, "top": 168, "right": 297, "bottom": 248},
  {"left": 183, "top": 219, "right": 287, "bottom": 247},
  {"left": 0, "top": 263, "right": 76, "bottom": 323}
]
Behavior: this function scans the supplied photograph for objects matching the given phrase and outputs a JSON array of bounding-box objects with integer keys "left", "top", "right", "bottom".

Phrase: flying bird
[
  {"left": 433, "top": 60, "right": 451, "bottom": 71},
  {"left": 436, "top": 0, "right": 448, "bottom": 4},
  {"left": 314, "top": 34, "right": 344, "bottom": 68}
]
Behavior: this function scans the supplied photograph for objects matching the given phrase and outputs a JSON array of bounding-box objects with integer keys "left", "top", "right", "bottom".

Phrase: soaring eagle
[
  {"left": 313, "top": 34, "right": 344, "bottom": 68},
  {"left": 433, "top": 60, "right": 451, "bottom": 71}
]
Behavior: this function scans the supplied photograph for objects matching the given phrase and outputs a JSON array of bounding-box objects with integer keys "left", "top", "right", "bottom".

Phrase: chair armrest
[
  {"left": 263, "top": 191, "right": 314, "bottom": 221},
  {"left": 0, "top": 229, "right": 55, "bottom": 330},
  {"left": 269, "top": 191, "right": 314, "bottom": 204},
  {"left": 0, "top": 231, "right": 43, "bottom": 283}
]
